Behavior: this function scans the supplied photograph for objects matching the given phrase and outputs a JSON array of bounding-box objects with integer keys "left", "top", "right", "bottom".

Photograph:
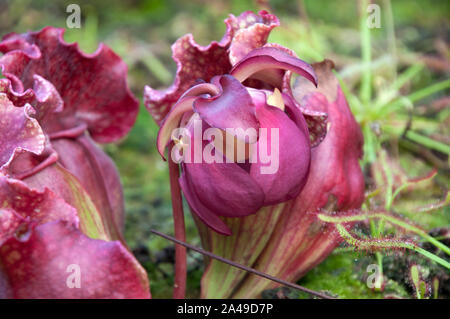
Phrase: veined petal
[
  {"left": 0, "top": 31, "right": 40, "bottom": 58},
  {"left": 52, "top": 135, "right": 126, "bottom": 234},
  {"left": 0, "top": 174, "right": 150, "bottom": 298},
  {"left": 30, "top": 75, "right": 64, "bottom": 119},
  {"left": 144, "top": 11, "right": 279, "bottom": 124},
  {"left": 22, "top": 164, "right": 115, "bottom": 242},
  {"left": 293, "top": 59, "right": 364, "bottom": 210},
  {"left": 0, "top": 94, "right": 45, "bottom": 171},
  {"left": 0, "top": 221, "right": 150, "bottom": 299},
  {"left": 0, "top": 176, "right": 78, "bottom": 245},
  {"left": 283, "top": 92, "right": 328, "bottom": 147},
  {"left": 144, "top": 34, "right": 231, "bottom": 124},
  {"left": 0, "top": 27, "right": 139, "bottom": 143},
  {"left": 0, "top": 72, "right": 34, "bottom": 106},
  {"left": 0, "top": 73, "right": 63, "bottom": 119},
  {"left": 226, "top": 10, "right": 279, "bottom": 65},
  {"left": 231, "top": 47, "right": 317, "bottom": 86}
]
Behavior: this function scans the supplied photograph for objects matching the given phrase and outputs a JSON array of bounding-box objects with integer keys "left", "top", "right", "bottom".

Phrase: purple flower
[
  {"left": 196, "top": 60, "right": 365, "bottom": 299},
  {"left": 0, "top": 27, "right": 150, "bottom": 298},
  {"left": 145, "top": 11, "right": 365, "bottom": 298},
  {"left": 146, "top": 11, "right": 328, "bottom": 235}
]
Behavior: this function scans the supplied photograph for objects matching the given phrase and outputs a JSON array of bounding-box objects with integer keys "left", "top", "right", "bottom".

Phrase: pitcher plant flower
[
  {"left": 155, "top": 49, "right": 319, "bottom": 235},
  {"left": 227, "top": 60, "right": 365, "bottom": 298},
  {"left": 145, "top": 11, "right": 365, "bottom": 299},
  {"left": 146, "top": 11, "right": 328, "bottom": 236},
  {"left": 0, "top": 27, "right": 150, "bottom": 298},
  {"left": 191, "top": 60, "right": 364, "bottom": 298},
  {"left": 144, "top": 10, "right": 342, "bottom": 298}
]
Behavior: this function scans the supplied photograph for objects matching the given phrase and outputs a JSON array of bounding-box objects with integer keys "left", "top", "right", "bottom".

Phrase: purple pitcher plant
[
  {"left": 147, "top": 11, "right": 327, "bottom": 235},
  {"left": 0, "top": 27, "right": 150, "bottom": 298},
  {"left": 145, "top": 11, "right": 364, "bottom": 298}
]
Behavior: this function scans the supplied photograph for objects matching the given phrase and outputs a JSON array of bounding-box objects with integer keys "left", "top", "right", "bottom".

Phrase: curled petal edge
[{"left": 231, "top": 47, "right": 318, "bottom": 87}]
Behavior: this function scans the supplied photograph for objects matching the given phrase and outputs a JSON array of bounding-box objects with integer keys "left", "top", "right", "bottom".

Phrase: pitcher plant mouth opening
[
  {"left": 154, "top": 47, "right": 320, "bottom": 236},
  {"left": 0, "top": 26, "right": 150, "bottom": 299},
  {"left": 142, "top": 7, "right": 369, "bottom": 299}
]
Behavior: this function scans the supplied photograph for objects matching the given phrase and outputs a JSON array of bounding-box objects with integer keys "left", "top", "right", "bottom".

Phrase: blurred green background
[{"left": 1, "top": 0, "right": 448, "bottom": 298}]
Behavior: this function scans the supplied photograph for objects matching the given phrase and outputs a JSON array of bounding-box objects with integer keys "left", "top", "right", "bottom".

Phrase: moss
[{"left": 297, "top": 252, "right": 409, "bottom": 299}]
